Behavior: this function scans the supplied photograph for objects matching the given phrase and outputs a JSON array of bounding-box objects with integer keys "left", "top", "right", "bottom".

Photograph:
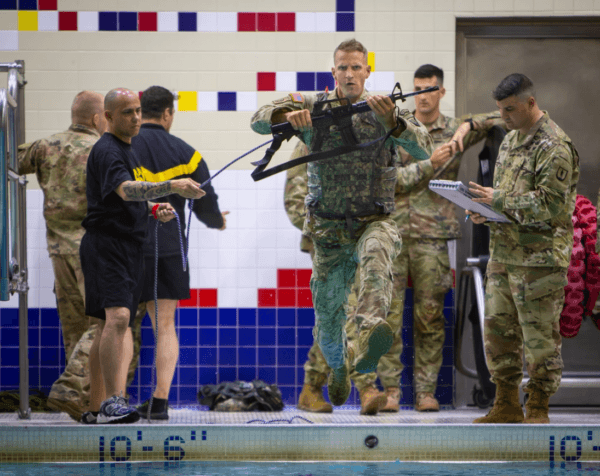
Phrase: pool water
[{"left": 0, "top": 461, "right": 599, "bottom": 476}]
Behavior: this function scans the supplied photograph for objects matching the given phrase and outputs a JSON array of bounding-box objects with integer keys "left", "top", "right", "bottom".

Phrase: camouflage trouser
[
  {"left": 50, "top": 254, "right": 89, "bottom": 362},
  {"left": 484, "top": 260, "right": 566, "bottom": 396},
  {"left": 307, "top": 214, "right": 401, "bottom": 370},
  {"left": 48, "top": 303, "right": 146, "bottom": 409}
]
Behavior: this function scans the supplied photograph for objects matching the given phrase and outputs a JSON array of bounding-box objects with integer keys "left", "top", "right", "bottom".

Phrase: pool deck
[{"left": 1, "top": 406, "right": 599, "bottom": 464}]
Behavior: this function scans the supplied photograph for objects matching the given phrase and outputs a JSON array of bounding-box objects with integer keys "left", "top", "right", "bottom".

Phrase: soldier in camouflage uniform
[
  {"left": 389, "top": 65, "right": 505, "bottom": 411},
  {"left": 17, "top": 91, "right": 145, "bottom": 421},
  {"left": 253, "top": 39, "right": 434, "bottom": 407},
  {"left": 463, "top": 74, "right": 579, "bottom": 424}
]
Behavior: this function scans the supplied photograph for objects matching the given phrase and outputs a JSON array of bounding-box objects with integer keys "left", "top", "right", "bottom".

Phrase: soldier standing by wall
[
  {"left": 252, "top": 39, "right": 434, "bottom": 408},
  {"left": 464, "top": 74, "right": 579, "bottom": 424},
  {"left": 17, "top": 91, "right": 146, "bottom": 421}
]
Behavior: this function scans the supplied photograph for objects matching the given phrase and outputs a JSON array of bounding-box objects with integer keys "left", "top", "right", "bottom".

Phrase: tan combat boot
[
  {"left": 415, "top": 392, "right": 440, "bottom": 412},
  {"left": 358, "top": 386, "right": 387, "bottom": 415},
  {"left": 355, "top": 320, "right": 393, "bottom": 374},
  {"left": 473, "top": 383, "right": 524, "bottom": 424},
  {"left": 380, "top": 387, "right": 401, "bottom": 412},
  {"left": 327, "top": 347, "right": 354, "bottom": 406},
  {"left": 524, "top": 389, "right": 550, "bottom": 424},
  {"left": 297, "top": 384, "right": 333, "bottom": 413}
]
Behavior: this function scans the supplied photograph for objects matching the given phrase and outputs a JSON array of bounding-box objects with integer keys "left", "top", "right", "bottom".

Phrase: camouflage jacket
[
  {"left": 284, "top": 142, "right": 313, "bottom": 253},
  {"left": 489, "top": 112, "right": 579, "bottom": 268},
  {"left": 394, "top": 111, "right": 503, "bottom": 239},
  {"left": 597, "top": 188, "right": 600, "bottom": 254},
  {"left": 252, "top": 88, "right": 433, "bottom": 221},
  {"left": 18, "top": 124, "right": 100, "bottom": 255}
]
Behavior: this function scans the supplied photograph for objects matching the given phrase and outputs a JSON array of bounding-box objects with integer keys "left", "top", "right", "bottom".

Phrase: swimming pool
[{"left": 0, "top": 461, "right": 599, "bottom": 475}]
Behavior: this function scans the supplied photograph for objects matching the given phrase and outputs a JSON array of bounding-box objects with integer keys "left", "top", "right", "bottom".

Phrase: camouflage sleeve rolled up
[
  {"left": 390, "top": 109, "right": 433, "bottom": 162},
  {"left": 491, "top": 143, "right": 575, "bottom": 224},
  {"left": 284, "top": 141, "right": 310, "bottom": 232},
  {"left": 251, "top": 93, "right": 318, "bottom": 136},
  {"left": 460, "top": 110, "right": 504, "bottom": 151}
]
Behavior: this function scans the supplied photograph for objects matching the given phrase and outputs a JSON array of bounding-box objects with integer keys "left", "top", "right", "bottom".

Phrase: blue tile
[
  {"left": 219, "top": 308, "right": 237, "bottom": 326},
  {"left": 179, "top": 347, "right": 198, "bottom": 365},
  {"left": 218, "top": 367, "right": 236, "bottom": 382},
  {"left": 400, "top": 349, "right": 414, "bottom": 366},
  {"left": 435, "top": 385, "right": 453, "bottom": 405},
  {"left": 297, "top": 308, "right": 315, "bottom": 326},
  {"left": 437, "top": 366, "right": 454, "bottom": 386},
  {"left": 296, "top": 347, "right": 309, "bottom": 366},
  {"left": 297, "top": 72, "right": 316, "bottom": 91},
  {"left": 238, "top": 348, "right": 256, "bottom": 366},
  {"left": 258, "top": 309, "right": 276, "bottom": 326},
  {"left": 40, "top": 328, "right": 58, "bottom": 346},
  {"left": 41, "top": 308, "right": 59, "bottom": 327},
  {"left": 171, "top": 370, "right": 179, "bottom": 385},
  {"left": 139, "top": 347, "right": 154, "bottom": 366},
  {"left": 277, "top": 348, "right": 295, "bottom": 366},
  {"left": 127, "top": 386, "right": 139, "bottom": 403},
  {"left": 219, "top": 328, "right": 237, "bottom": 346},
  {"left": 336, "top": 0, "right": 354, "bottom": 11},
  {"left": 199, "top": 308, "right": 217, "bottom": 326},
  {"left": 297, "top": 328, "right": 313, "bottom": 346},
  {"left": 1, "top": 0, "right": 17, "bottom": 10},
  {"left": 199, "top": 347, "right": 216, "bottom": 365},
  {"left": 238, "top": 367, "right": 257, "bottom": 382},
  {"left": 40, "top": 368, "right": 58, "bottom": 386},
  {"left": 258, "top": 347, "right": 275, "bottom": 365},
  {"left": 217, "top": 92, "right": 236, "bottom": 111},
  {"left": 0, "top": 308, "right": 17, "bottom": 326},
  {"left": 258, "top": 328, "right": 275, "bottom": 346},
  {"left": 1, "top": 348, "right": 18, "bottom": 365},
  {"left": 238, "top": 308, "right": 256, "bottom": 326},
  {"left": 316, "top": 72, "right": 335, "bottom": 92},
  {"left": 220, "top": 348, "right": 236, "bottom": 366},
  {"left": 179, "top": 386, "right": 198, "bottom": 404},
  {"left": 238, "top": 328, "right": 256, "bottom": 346},
  {"left": 28, "top": 368, "right": 39, "bottom": 386},
  {"left": 277, "top": 309, "right": 295, "bottom": 327},
  {"left": 401, "top": 326, "right": 413, "bottom": 344},
  {"left": 277, "top": 328, "right": 295, "bottom": 346},
  {"left": 130, "top": 369, "right": 139, "bottom": 385},
  {"left": 278, "top": 386, "right": 295, "bottom": 404},
  {"left": 141, "top": 327, "right": 155, "bottom": 345},
  {"left": 442, "top": 346, "right": 454, "bottom": 365},
  {"left": 28, "top": 328, "right": 39, "bottom": 347},
  {"left": 400, "top": 367, "right": 413, "bottom": 386},
  {"left": 168, "top": 387, "right": 177, "bottom": 402},
  {"left": 138, "top": 366, "right": 152, "bottom": 383},
  {"left": 28, "top": 348, "right": 39, "bottom": 364},
  {"left": 28, "top": 309, "right": 40, "bottom": 327},
  {"left": 179, "top": 367, "right": 198, "bottom": 385},
  {"left": 336, "top": 13, "right": 354, "bottom": 32},
  {"left": 178, "top": 12, "right": 196, "bottom": 31},
  {"left": 118, "top": 11, "right": 137, "bottom": 31},
  {"left": 400, "top": 387, "right": 414, "bottom": 404},
  {"left": 258, "top": 367, "right": 275, "bottom": 383},
  {"left": 181, "top": 328, "right": 199, "bottom": 346},
  {"left": 0, "top": 368, "right": 19, "bottom": 385},
  {"left": 99, "top": 11, "right": 118, "bottom": 31},
  {"left": 18, "top": 0, "right": 36, "bottom": 10},
  {"left": 444, "top": 290, "right": 455, "bottom": 308},
  {"left": 179, "top": 308, "right": 198, "bottom": 326},
  {"left": 199, "top": 366, "right": 217, "bottom": 384}
]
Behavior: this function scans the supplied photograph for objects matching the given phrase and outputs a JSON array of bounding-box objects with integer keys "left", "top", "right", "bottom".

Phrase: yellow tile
[
  {"left": 368, "top": 51, "right": 376, "bottom": 72},
  {"left": 178, "top": 91, "right": 198, "bottom": 112},
  {"left": 18, "top": 11, "right": 38, "bottom": 31}
]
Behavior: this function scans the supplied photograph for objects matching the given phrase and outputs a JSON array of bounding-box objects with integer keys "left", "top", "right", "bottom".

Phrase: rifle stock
[{"left": 271, "top": 83, "right": 439, "bottom": 135}]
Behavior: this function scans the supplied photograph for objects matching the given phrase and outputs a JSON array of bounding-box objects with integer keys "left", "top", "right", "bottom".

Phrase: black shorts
[
  {"left": 80, "top": 231, "right": 145, "bottom": 326},
  {"left": 139, "top": 255, "right": 190, "bottom": 302}
]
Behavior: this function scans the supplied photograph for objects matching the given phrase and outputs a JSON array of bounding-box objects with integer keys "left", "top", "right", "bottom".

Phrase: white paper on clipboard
[{"left": 428, "top": 180, "right": 511, "bottom": 223}]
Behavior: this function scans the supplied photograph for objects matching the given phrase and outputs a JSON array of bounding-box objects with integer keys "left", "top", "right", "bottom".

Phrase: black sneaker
[
  {"left": 81, "top": 411, "right": 98, "bottom": 424},
  {"left": 137, "top": 398, "right": 169, "bottom": 420},
  {"left": 100, "top": 395, "right": 140, "bottom": 424}
]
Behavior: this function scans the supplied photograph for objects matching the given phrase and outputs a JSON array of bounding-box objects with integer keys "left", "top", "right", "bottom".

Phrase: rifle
[{"left": 251, "top": 82, "right": 439, "bottom": 181}]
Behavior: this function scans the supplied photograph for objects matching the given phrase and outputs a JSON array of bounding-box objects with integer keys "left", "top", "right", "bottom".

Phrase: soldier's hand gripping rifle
[{"left": 250, "top": 82, "right": 439, "bottom": 181}]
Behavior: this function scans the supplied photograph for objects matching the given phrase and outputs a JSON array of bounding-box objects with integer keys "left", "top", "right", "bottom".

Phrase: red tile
[
  {"left": 278, "top": 269, "right": 296, "bottom": 288},
  {"left": 297, "top": 269, "right": 312, "bottom": 288},
  {"left": 58, "top": 11, "right": 77, "bottom": 30},
  {"left": 277, "top": 12, "right": 295, "bottom": 31},
  {"left": 38, "top": 0, "right": 57, "bottom": 10},
  {"left": 277, "top": 289, "right": 296, "bottom": 307},
  {"left": 199, "top": 288, "right": 217, "bottom": 307},
  {"left": 257, "top": 12, "right": 276, "bottom": 31},
  {"left": 258, "top": 289, "right": 276, "bottom": 307},
  {"left": 138, "top": 12, "right": 157, "bottom": 31},
  {"left": 178, "top": 289, "right": 199, "bottom": 308},
  {"left": 298, "top": 289, "right": 313, "bottom": 308},
  {"left": 237, "top": 12, "right": 256, "bottom": 31},
  {"left": 257, "top": 72, "right": 276, "bottom": 91}
]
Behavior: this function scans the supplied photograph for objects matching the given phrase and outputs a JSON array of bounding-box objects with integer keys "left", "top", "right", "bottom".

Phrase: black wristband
[{"left": 465, "top": 118, "right": 474, "bottom": 131}]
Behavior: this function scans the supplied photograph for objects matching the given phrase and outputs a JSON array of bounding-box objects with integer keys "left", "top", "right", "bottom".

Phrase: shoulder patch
[
  {"left": 556, "top": 166, "right": 568, "bottom": 182},
  {"left": 289, "top": 92, "right": 304, "bottom": 104}
]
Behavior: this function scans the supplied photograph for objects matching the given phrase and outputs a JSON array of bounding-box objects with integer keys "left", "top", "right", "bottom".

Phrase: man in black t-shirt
[
  {"left": 131, "top": 85, "right": 228, "bottom": 420},
  {"left": 80, "top": 88, "right": 206, "bottom": 424}
]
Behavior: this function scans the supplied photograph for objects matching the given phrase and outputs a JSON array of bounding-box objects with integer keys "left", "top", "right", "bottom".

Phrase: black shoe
[
  {"left": 81, "top": 411, "right": 98, "bottom": 424},
  {"left": 137, "top": 398, "right": 169, "bottom": 420}
]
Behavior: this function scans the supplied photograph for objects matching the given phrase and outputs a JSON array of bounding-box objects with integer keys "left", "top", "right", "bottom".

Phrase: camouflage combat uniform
[
  {"left": 253, "top": 88, "right": 432, "bottom": 371},
  {"left": 485, "top": 112, "right": 579, "bottom": 396},
  {"left": 392, "top": 111, "right": 504, "bottom": 394},
  {"left": 18, "top": 125, "right": 144, "bottom": 413}
]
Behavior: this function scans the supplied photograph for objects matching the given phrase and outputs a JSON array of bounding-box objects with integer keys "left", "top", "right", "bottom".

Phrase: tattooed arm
[{"left": 115, "top": 177, "right": 206, "bottom": 201}]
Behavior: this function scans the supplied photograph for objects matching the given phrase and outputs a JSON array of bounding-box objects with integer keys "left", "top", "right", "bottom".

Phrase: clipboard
[{"left": 428, "top": 180, "right": 511, "bottom": 223}]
